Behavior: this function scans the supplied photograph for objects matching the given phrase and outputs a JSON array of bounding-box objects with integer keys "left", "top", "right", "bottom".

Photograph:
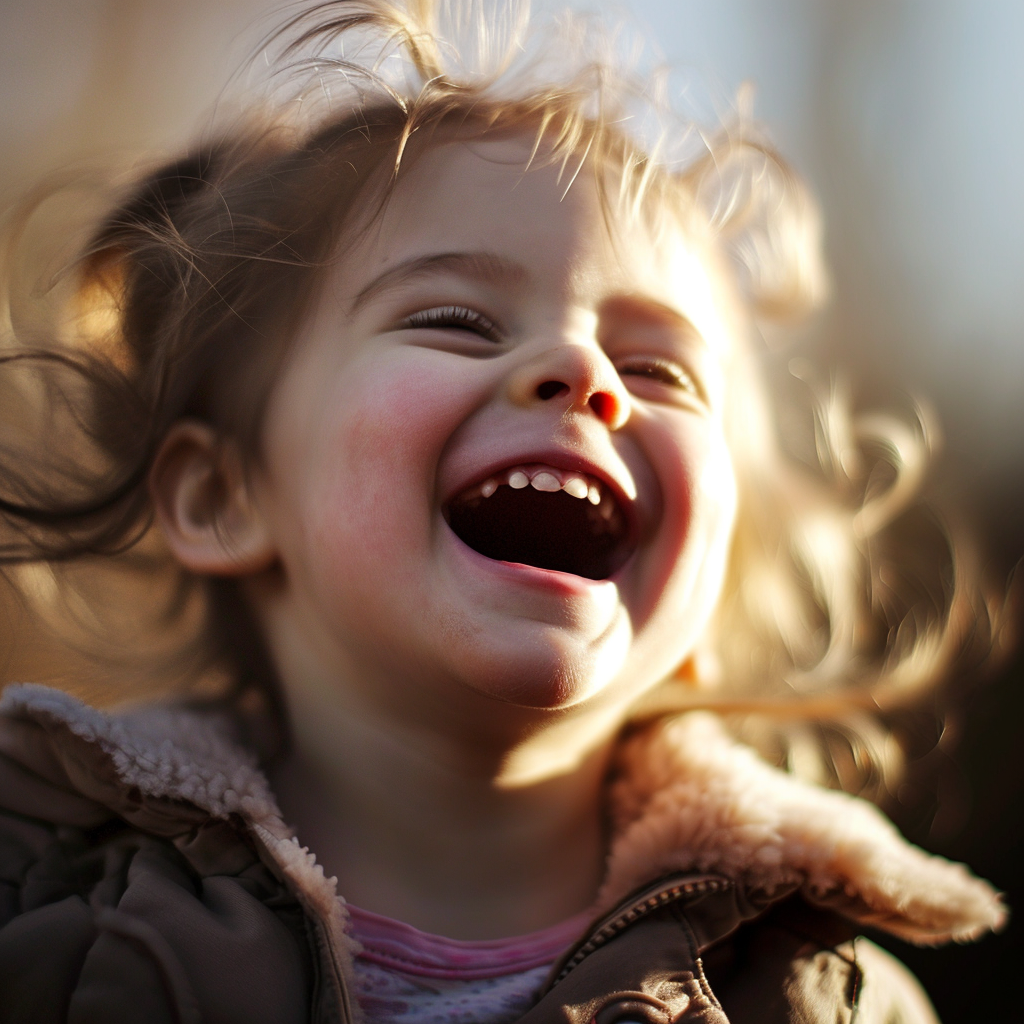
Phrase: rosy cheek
[
  {"left": 672, "top": 428, "right": 736, "bottom": 607},
  {"left": 302, "top": 357, "right": 472, "bottom": 582},
  {"left": 633, "top": 417, "right": 735, "bottom": 621},
  {"left": 698, "top": 433, "right": 738, "bottom": 529}
]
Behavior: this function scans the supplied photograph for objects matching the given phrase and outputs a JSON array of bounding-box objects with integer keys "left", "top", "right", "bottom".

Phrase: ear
[
  {"left": 674, "top": 645, "right": 722, "bottom": 689},
  {"left": 149, "top": 420, "right": 276, "bottom": 576}
]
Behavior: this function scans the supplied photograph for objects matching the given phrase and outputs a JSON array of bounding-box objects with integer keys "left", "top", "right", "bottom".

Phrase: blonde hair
[{"left": 0, "top": 0, "right": 1001, "bottom": 794}]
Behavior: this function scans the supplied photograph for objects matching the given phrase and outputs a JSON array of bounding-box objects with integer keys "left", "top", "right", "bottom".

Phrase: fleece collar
[
  {"left": 598, "top": 712, "right": 1004, "bottom": 944},
  {"left": 0, "top": 683, "right": 1005, "bottom": 950}
]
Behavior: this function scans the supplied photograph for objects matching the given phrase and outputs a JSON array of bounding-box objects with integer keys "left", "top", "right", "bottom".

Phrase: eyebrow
[
  {"left": 600, "top": 294, "right": 707, "bottom": 347},
  {"left": 349, "top": 251, "right": 527, "bottom": 313}
]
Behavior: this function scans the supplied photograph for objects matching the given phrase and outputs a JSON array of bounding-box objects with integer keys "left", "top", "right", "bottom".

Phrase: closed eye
[
  {"left": 616, "top": 356, "right": 706, "bottom": 404},
  {"left": 399, "top": 305, "right": 503, "bottom": 343}
]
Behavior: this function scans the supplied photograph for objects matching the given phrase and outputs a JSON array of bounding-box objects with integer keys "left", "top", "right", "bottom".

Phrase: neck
[{"left": 269, "top": 687, "right": 612, "bottom": 939}]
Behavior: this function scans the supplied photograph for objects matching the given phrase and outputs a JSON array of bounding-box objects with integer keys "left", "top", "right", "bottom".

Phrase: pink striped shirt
[{"left": 347, "top": 904, "right": 591, "bottom": 1024}]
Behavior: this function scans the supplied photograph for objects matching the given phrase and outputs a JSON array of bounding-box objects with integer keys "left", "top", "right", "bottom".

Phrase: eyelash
[
  {"left": 616, "top": 356, "right": 703, "bottom": 401},
  {"left": 401, "top": 305, "right": 503, "bottom": 343}
]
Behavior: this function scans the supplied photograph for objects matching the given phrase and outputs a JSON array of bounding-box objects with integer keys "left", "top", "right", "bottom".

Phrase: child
[{"left": 0, "top": 2, "right": 1005, "bottom": 1021}]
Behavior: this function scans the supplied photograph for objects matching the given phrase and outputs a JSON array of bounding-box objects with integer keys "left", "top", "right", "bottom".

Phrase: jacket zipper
[{"left": 543, "top": 874, "right": 734, "bottom": 992}]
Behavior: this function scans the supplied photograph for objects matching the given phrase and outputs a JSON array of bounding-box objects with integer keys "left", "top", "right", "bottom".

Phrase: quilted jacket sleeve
[
  {"left": 0, "top": 734, "right": 313, "bottom": 1024},
  {"left": 709, "top": 901, "right": 940, "bottom": 1024},
  {"left": 845, "top": 939, "right": 940, "bottom": 1024}
]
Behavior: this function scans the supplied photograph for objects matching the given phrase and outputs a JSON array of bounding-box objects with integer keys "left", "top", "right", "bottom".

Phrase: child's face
[{"left": 252, "top": 137, "right": 738, "bottom": 723}]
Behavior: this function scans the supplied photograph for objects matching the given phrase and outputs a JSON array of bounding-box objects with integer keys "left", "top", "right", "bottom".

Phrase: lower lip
[{"left": 445, "top": 525, "right": 616, "bottom": 598}]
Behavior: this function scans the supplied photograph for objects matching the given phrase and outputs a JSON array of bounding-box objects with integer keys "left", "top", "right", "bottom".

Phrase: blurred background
[{"left": 0, "top": 0, "right": 1021, "bottom": 1018}]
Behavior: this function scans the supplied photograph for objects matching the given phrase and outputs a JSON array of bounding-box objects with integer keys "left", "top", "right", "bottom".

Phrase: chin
[
  {"left": 455, "top": 629, "right": 628, "bottom": 711},
  {"left": 475, "top": 670, "right": 582, "bottom": 711}
]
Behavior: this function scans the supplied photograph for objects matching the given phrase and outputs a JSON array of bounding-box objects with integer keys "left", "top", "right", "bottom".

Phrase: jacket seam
[
  {"left": 848, "top": 935, "right": 863, "bottom": 1022},
  {"left": 667, "top": 902, "right": 721, "bottom": 1010}
]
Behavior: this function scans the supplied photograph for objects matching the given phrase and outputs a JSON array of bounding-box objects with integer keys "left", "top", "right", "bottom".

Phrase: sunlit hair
[{"left": 0, "top": 0, "right": 1003, "bottom": 795}]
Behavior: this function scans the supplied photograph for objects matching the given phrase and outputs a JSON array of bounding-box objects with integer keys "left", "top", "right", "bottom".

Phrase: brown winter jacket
[{"left": 0, "top": 684, "right": 1005, "bottom": 1024}]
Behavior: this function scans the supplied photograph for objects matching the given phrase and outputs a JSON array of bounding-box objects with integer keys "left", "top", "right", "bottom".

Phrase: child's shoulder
[
  {"left": 527, "top": 879, "right": 939, "bottom": 1024},
  {"left": 0, "top": 684, "right": 317, "bottom": 1024}
]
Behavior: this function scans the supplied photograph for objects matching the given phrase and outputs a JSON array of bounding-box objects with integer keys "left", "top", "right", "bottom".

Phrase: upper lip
[{"left": 442, "top": 447, "right": 641, "bottom": 532}]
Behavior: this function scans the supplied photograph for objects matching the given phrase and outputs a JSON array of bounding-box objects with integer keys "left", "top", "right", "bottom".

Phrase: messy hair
[{"left": 0, "top": 0, "right": 1000, "bottom": 795}]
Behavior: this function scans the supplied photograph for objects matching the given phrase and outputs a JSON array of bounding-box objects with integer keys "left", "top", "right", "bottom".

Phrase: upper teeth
[{"left": 466, "top": 464, "right": 607, "bottom": 505}]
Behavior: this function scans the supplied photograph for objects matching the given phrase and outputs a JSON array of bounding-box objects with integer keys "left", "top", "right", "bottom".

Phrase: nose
[{"left": 507, "top": 340, "right": 631, "bottom": 430}]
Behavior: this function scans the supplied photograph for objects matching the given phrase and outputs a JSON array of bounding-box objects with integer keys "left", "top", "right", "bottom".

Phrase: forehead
[{"left": 341, "top": 137, "right": 736, "bottom": 348}]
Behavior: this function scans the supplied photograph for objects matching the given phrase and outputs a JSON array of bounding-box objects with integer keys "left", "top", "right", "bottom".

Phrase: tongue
[{"left": 446, "top": 486, "right": 625, "bottom": 580}]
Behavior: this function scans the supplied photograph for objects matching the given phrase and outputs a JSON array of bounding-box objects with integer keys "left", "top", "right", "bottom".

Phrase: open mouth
[{"left": 444, "top": 463, "right": 635, "bottom": 581}]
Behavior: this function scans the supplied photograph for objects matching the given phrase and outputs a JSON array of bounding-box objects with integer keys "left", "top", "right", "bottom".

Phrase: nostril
[
  {"left": 537, "top": 380, "right": 569, "bottom": 400},
  {"left": 588, "top": 392, "right": 616, "bottom": 423}
]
